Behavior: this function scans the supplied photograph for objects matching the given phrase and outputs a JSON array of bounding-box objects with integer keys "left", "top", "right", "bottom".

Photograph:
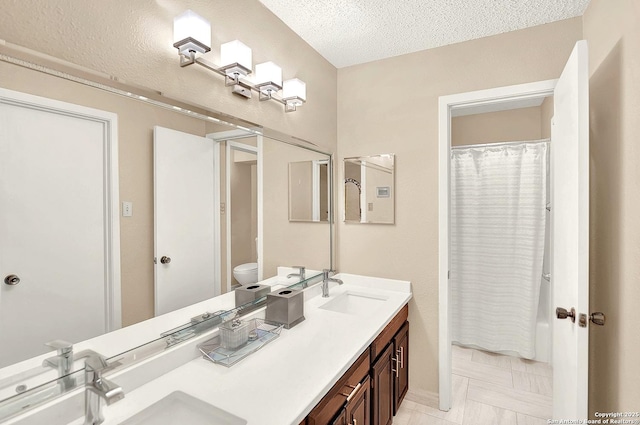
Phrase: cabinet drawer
[
  {"left": 370, "top": 305, "right": 408, "bottom": 361},
  {"left": 307, "top": 349, "right": 370, "bottom": 425}
]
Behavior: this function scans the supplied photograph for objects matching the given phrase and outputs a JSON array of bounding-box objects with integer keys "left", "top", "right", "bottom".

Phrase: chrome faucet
[
  {"left": 287, "top": 266, "right": 306, "bottom": 280},
  {"left": 287, "top": 266, "right": 307, "bottom": 287},
  {"left": 43, "top": 340, "right": 76, "bottom": 391},
  {"left": 84, "top": 354, "right": 124, "bottom": 425},
  {"left": 322, "top": 269, "right": 344, "bottom": 298}
]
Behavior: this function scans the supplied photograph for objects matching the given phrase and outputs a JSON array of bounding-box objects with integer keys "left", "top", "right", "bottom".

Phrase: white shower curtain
[{"left": 450, "top": 141, "right": 548, "bottom": 359}]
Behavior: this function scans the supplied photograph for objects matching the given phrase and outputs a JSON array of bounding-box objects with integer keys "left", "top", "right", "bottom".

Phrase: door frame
[
  {"left": 437, "top": 79, "right": 557, "bottom": 410},
  {"left": 208, "top": 130, "right": 263, "bottom": 293},
  {"left": 0, "top": 87, "right": 121, "bottom": 331},
  {"left": 311, "top": 159, "right": 330, "bottom": 222}
]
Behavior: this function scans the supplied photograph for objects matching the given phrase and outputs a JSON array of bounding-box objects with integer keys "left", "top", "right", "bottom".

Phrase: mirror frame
[{"left": 0, "top": 46, "right": 335, "bottom": 416}]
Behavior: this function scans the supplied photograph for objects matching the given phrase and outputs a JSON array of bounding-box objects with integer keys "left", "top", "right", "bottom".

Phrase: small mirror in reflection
[
  {"left": 288, "top": 160, "right": 330, "bottom": 222},
  {"left": 343, "top": 154, "right": 395, "bottom": 224}
]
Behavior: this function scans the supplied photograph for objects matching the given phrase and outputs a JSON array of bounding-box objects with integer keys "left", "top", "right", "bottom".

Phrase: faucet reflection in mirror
[{"left": 173, "top": 10, "right": 307, "bottom": 112}]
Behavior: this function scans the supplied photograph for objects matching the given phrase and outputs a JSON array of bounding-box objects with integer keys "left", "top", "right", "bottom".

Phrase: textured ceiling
[{"left": 257, "top": 0, "right": 591, "bottom": 68}]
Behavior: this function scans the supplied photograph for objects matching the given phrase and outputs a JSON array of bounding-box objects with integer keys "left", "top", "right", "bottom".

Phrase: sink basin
[
  {"left": 319, "top": 291, "right": 388, "bottom": 315},
  {"left": 119, "top": 391, "right": 247, "bottom": 425}
]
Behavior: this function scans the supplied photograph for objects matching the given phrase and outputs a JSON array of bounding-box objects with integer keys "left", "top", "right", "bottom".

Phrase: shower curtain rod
[{"left": 451, "top": 139, "right": 550, "bottom": 150}]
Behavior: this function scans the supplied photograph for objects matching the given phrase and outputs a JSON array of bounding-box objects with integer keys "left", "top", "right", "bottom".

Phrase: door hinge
[{"left": 448, "top": 270, "right": 450, "bottom": 279}]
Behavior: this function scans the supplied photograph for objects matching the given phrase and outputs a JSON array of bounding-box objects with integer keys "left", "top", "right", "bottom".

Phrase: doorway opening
[{"left": 438, "top": 79, "right": 557, "bottom": 415}]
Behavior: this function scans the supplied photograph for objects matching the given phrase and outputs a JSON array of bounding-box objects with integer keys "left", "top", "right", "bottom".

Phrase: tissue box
[
  {"left": 265, "top": 288, "right": 305, "bottom": 329},
  {"left": 235, "top": 284, "right": 270, "bottom": 308}
]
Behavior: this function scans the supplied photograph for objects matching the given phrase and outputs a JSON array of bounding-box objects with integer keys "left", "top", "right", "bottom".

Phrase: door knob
[
  {"left": 556, "top": 307, "right": 576, "bottom": 323},
  {"left": 160, "top": 256, "right": 171, "bottom": 264},
  {"left": 590, "top": 312, "right": 606, "bottom": 326},
  {"left": 4, "top": 274, "right": 20, "bottom": 286}
]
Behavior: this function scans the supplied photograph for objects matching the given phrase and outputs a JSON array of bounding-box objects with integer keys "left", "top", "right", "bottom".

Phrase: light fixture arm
[
  {"left": 172, "top": 10, "right": 305, "bottom": 112},
  {"left": 178, "top": 55, "right": 304, "bottom": 111}
]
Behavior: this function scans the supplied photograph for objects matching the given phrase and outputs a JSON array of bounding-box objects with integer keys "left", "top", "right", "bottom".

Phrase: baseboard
[{"left": 405, "top": 387, "right": 440, "bottom": 409}]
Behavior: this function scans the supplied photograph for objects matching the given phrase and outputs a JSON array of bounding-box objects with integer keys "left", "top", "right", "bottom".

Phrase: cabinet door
[
  {"left": 371, "top": 343, "right": 394, "bottom": 425},
  {"left": 332, "top": 408, "right": 347, "bottom": 425},
  {"left": 394, "top": 321, "right": 409, "bottom": 414},
  {"left": 346, "top": 376, "right": 370, "bottom": 425}
]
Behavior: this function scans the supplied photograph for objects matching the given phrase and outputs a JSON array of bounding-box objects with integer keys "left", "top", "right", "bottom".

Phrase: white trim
[
  {"left": 213, "top": 141, "right": 221, "bottom": 296},
  {"left": 438, "top": 79, "right": 556, "bottom": 411},
  {"left": 0, "top": 87, "right": 121, "bottom": 332},
  {"left": 207, "top": 131, "right": 263, "bottom": 291},
  {"left": 208, "top": 129, "right": 259, "bottom": 141},
  {"left": 360, "top": 162, "right": 367, "bottom": 223},
  {"left": 257, "top": 135, "right": 264, "bottom": 281},
  {"left": 225, "top": 141, "right": 232, "bottom": 292}
]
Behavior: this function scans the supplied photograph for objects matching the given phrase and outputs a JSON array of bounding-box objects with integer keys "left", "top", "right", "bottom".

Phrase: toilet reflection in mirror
[{"left": 343, "top": 154, "right": 395, "bottom": 224}]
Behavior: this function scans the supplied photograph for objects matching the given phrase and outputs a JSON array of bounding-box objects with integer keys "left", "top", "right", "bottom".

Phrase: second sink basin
[
  {"left": 119, "top": 391, "right": 247, "bottom": 425},
  {"left": 319, "top": 291, "right": 388, "bottom": 315}
]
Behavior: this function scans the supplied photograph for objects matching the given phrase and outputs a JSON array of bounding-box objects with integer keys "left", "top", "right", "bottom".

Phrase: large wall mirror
[
  {"left": 343, "top": 154, "right": 395, "bottom": 224},
  {"left": 0, "top": 49, "right": 332, "bottom": 385}
]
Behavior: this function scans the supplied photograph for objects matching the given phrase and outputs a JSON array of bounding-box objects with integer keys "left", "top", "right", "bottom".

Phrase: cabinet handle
[
  {"left": 397, "top": 346, "right": 404, "bottom": 369},
  {"left": 340, "top": 382, "right": 361, "bottom": 402},
  {"left": 392, "top": 357, "right": 399, "bottom": 378}
]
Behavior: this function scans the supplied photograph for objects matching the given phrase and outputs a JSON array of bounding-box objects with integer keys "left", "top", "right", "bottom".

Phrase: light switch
[{"left": 122, "top": 201, "right": 133, "bottom": 217}]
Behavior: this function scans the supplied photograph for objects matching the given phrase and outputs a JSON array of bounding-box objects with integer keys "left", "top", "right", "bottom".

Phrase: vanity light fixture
[
  {"left": 172, "top": 10, "right": 306, "bottom": 112},
  {"left": 282, "top": 78, "right": 306, "bottom": 112},
  {"left": 255, "top": 61, "right": 282, "bottom": 101}
]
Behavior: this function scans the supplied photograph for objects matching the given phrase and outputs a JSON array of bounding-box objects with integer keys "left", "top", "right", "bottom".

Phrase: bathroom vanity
[{"left": 1, "top": 272, "right": 410, "bottom": 425}]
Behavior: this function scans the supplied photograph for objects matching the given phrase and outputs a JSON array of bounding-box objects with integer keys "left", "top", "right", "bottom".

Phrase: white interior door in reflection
[
  {"left": 0, "top": 89, "right": 119, "bottom": 367},
  {"left": 154, "top": 126, "right": 217, "bottom": 316}
]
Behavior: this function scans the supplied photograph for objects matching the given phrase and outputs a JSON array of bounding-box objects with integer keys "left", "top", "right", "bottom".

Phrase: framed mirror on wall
[
  {"left": 0, "top": 48, "right": 333, "bottom": 378},
  {"left": 343, "top": 154, "right": 395, "bottom": 224}
]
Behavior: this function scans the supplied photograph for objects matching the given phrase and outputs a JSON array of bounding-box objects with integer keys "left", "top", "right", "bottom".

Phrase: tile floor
[{"left": 394, "top": 345, "right": 552, "bottom": 425}]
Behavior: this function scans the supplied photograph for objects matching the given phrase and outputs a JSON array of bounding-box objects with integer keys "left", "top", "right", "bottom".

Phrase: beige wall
[
  {"left": 262, "top": 140, "right": 332, "bottom": 278},
  {"left": 363, "top": 165, "right": 394, "bottom": 223},
  {"left": 0, "top": 0, "right": 337, "bottom": 152},
  {"left": 452, "top": 106, "right": 542, "bottom": 146},
  {"left": 289, "top": 162, "right": 314, "bottom": 221},
  {"left": 230, "top": 153, "right": 257, "bottom": 285},
  {"left": 337, "top": 18, "right": 582, "bottom": 398},
  {"left": 583, "top": 0, "right": 640, "bottom": 413}
]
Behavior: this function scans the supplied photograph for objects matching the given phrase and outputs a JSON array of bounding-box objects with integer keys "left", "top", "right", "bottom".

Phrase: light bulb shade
[
  {"left": 255, "top": 62, "right": 283, "bottom": 92},
  {"left": 220, "top": 40, "right": 252, "bottom": 77},
  {"left": 173, "top": 10, "right": 211, "bottom": 54},
  {"left": 283, "top": 78, "right": 306, "bottom": 104}
]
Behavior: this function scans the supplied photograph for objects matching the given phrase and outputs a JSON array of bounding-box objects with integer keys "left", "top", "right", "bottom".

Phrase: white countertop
[
  {"left": 2, "top": 273, "right": 411, "bottom": 425},
  {"left": 94, "top": 273, "right": 410, "bottom": 425}
]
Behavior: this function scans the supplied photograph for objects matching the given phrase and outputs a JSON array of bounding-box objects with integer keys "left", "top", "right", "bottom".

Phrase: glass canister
[{"left": 220, "top": 319, "right": 250, "bottom": 349}]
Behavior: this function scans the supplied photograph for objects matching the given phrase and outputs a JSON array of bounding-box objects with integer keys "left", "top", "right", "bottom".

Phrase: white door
[
  {"left": 0, "top": 89, "right": 120, "bottom": 368},
  {"left": 154, "top": 126, "right": 217, "bottom": 316},
  {"left": 551, "top": 40, "right": 590, "bottom": 418}
]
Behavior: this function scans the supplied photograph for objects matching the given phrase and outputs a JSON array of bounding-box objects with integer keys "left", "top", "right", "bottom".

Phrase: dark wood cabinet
[
  {"left": 393, "top": 321, "right": 409, "bottom": 414},
  {"left": 307, "top": 350, "right": 370, "bottom": 425},
  {"left": 304, "top": 305, "right": 409, "bottom": 425},
  {"left": 369, "top": 307, "right": 410, "bottom": 425},
  {"left": 346, "top": 375, "right": 370, "bottom": 425},
  {"left": 371, "top": 344, "right": 394, "bottom": 425},
  {"left": 331, "top": 409, "right": 347, "bottom": 425}
]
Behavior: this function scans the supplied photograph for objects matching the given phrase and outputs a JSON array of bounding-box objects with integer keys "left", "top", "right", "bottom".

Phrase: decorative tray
[{"left": 197, "top": 318, "right": 284, "bottom": 367}]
